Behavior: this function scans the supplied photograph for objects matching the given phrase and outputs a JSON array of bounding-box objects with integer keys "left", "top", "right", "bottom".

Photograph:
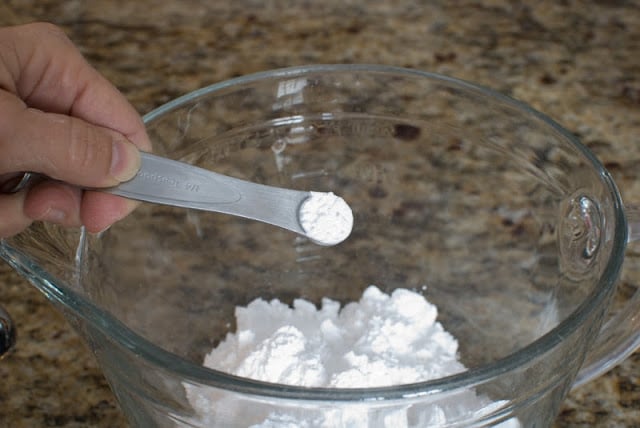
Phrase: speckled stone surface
[{"left": 1, "top": 0, "right": 640, "bottom": 426}]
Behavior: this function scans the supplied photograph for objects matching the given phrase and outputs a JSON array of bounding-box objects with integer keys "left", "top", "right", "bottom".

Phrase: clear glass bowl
[{"left": 2, "top": 65, "right": 639, "bottom": 427}]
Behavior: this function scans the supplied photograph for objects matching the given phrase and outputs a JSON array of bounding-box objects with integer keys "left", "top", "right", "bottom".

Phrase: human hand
[{"left": 0, "top": 22, "right": 151, "bottom": 238}]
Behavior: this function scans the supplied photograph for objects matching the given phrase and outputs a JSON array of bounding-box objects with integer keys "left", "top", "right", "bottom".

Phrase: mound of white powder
[{"left": 185, "top": 286, "right": 520, "bottom": 427}]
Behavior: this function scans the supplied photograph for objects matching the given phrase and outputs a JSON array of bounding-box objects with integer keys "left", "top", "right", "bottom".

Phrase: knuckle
[
  {"left": 0, "top": 104, "right": 22, "bottom": 173},
  {"left": 66, "top": 119, "right": 109, "bottom": 175},
  {"left": 0, "top": 195, "right": 30, "bottom": 239}
]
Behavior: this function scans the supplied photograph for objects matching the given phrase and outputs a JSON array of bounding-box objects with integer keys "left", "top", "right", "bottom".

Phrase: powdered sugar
[
  {"left": 203, "top": 286, "right": 463, "bottom": 388},
  {"left": 186, "top": 286, "right": 521, "bottom": 427},
  {"left": 299, "top": 191, "right": 353, "bottom": 246}
]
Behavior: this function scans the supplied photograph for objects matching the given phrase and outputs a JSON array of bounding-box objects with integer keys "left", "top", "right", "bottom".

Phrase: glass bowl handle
[
  {"left": 574, "top": 204, "right": 640, "bottom": 387},
  {"left": 0, "top": 172, "right": 34, "bottom": 359},
  {"left": 0, "top": 304, "right": 16, "bottom": 358}
]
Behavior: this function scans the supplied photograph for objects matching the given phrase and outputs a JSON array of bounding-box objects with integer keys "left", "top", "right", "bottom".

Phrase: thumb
[{"left": 0, "top": 94, "right": 141, "bottom": 187}]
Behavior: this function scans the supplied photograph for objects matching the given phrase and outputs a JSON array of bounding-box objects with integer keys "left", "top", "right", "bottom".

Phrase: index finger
[{"left": 0, "top": 22, "right": 151, "bottom": 151}]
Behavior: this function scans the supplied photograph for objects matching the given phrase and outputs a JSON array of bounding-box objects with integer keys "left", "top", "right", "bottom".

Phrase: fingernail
[
  {"left": 110, "top": 139, "right": 141, "bottom": 182},
  {"left": 41, "top": 207, "right": 67, "bottom": 223}
]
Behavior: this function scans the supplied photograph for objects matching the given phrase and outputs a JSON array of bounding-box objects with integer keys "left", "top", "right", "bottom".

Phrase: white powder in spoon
[
  {"left": 186, "top": 286, "right": 521, "bottom": 427},
  {"left": 299, "top": 191, "right": 353, "bottom": 246}
]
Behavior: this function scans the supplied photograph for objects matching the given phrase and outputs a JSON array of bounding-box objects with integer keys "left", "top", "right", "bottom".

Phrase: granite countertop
[{"left": 1, "top": 1, "right": 640, "bottom": 426}]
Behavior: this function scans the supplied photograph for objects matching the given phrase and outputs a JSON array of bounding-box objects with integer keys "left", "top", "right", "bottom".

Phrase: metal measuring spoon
[
  {"left": 8, "top": 152, "right": 354, "bottom": 246},
  {"left": 0, "top": 153, "right": 353, "bottom": 358}
]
